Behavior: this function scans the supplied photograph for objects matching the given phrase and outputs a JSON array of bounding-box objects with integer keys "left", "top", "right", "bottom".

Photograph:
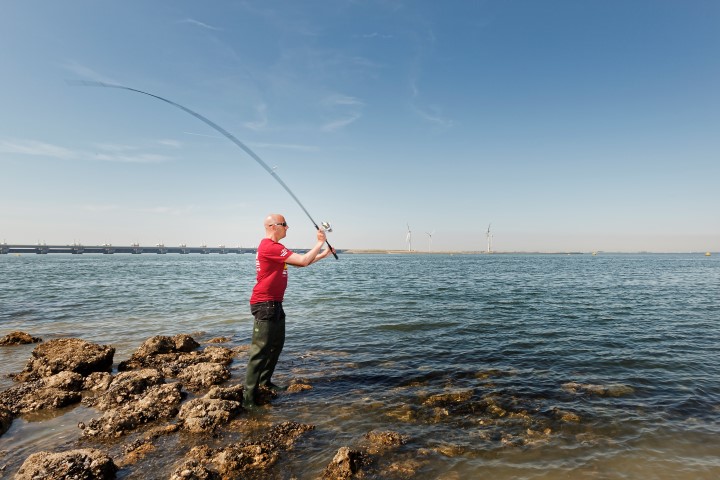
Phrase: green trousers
[{"left": 244, "top": 301, "right": 286, "bottom": 402}]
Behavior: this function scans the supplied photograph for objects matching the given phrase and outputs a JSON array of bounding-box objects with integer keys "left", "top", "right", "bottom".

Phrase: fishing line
[{"left": 73, "top": 81, "right": 338, "bottom": 259}]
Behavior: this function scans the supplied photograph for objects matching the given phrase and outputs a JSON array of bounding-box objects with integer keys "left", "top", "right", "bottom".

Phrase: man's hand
[{"left": 316, "top": 229, "right": 327, "bottom": 243}]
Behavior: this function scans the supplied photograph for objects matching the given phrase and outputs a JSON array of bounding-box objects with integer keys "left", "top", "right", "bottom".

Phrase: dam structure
[{"left": 0, "top": 243, "right": 256, "bottom": 255}]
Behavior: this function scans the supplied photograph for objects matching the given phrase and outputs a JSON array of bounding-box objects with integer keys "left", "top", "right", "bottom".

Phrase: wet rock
[
  {"left": 12, "top": 338, "right": 114, "bottom": 382},
  {"left": 82, "top": 368, "right": 165, "bottom": 410},
  {"left": 0, "top": 372, "right": 84, "bottom": 415},
  {"left": 169, "top": 459, "right": 220, "bottom": 480},
  {"left": 212, "top": 442, "right": 280, "bottom": 476},
  {"left": 286, "top": 383, "right": 313, "bottom": 393},
  {"left": 0, "top": 407, "right": 12, "bottom": 437},
  {"left": 177, "top": 363, "right": 230, "bottom": 391},
  {"left": 80, "top": 383, "right": 184, "bottom": 438},
  {"left": 422, "top": 389, "right": 474, "bottom": 407},
  {"left": 178, "top": 398, "right": 242, "bottom": 433},
  {"left": 207, "top": 337, "right": 231, "bottom": 344},
  {"left": 0, "top": 331, "right": 41, "bottom": 346},
  {"left": 205, "top": 384, "right": 244, "bottom": 402},
  {"left": 179, "top": 422, "right": 315, "bottom": 477},
  {"left": 119, "top": 424, "right": 180, "bottom": 466},
  {"left": 364, "top": 430, "right": 407, "bottom": 450},
  {"left": 15, "top": 448, "right": 117, "bottom": 480},
  {"left": 322, "top": 447, "right": 368, "bottom": 479},
  {"left": 118, "top": 335, "right": 235, "bottom": 380},
  {"left": 562, "top": 382, "right": 635, "bottom": 397}
]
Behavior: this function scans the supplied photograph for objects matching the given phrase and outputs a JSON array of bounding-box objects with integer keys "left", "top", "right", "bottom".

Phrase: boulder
[
  {"left": 13, "top": 338, "right": 114, "bottom": 382},
  {"left": 0, "top": 372, "right": 84, "bottom": 415},
  {"left": 177, "top": 363, "right": 230, "bottom": 391},
  {"left": 0, "top": 331, "right": 41, "bottom": 346},
  {"left": 15, "top": 448, "right": 117, "bottom": 480},
  {"left": 80, "top": 383, "right": 184, "bottom": 438},
  {"left": 82, "top": 369, "right": 165, "bottom": 411},
  {"left": 178, "top": 398, "right": 242, "bottom": 433},
  {"left": 322, "top": 447, "right": 367, "bottom": 479}
]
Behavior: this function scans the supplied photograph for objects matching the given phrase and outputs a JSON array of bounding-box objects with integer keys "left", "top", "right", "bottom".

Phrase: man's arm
[{"left": 285, "top": 229, "right": 329, "bottom": 267}]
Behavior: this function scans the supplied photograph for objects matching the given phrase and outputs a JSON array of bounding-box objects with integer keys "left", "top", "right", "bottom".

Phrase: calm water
[{"left": 0, "top": 253, "right": 718, "bottom": 479}]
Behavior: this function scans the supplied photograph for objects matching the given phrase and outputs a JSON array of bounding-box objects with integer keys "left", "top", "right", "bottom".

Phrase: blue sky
[{"left": 1, "top": 1, "right": 718, "bottom": 252}]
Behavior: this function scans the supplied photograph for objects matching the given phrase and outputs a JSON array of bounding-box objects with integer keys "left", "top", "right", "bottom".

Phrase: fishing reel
[{"left": 321, "top": 222, "right": 332, "bottom": 233}]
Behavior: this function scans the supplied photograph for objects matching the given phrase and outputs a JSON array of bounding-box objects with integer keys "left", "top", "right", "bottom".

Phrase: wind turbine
[
  {"left": 425, "top": 231, "right": 434, "bottom": 252},
  {"left": 486, "top": 224, "right": 493, "bottom": 254},
  {"left": 406, "top": 224, "right": 412, "bottom": 251}
]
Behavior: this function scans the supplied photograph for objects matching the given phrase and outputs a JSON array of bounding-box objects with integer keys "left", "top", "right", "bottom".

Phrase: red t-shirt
[{"left": 250, "top": 238, "right": 294, "bottom": 303}]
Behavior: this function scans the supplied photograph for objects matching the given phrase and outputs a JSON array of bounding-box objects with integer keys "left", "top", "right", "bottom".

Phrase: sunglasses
[{"left": 270, "top": 222, "right": 289, "bottom": 227}]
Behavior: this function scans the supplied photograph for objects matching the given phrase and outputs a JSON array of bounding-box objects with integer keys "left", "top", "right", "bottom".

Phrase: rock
[
  {"left": 0, "top": 331, "right": 41, "bottom": 346},
  {"left": 81, "top": 383, "right": 184, "bottom": 438},
  {"left": 422, "top": 389, "right": 474, "bottom": 407},
  {"left": 322, "top": 447, "right": 367, "bottom": 479},
  {"left": 562, "top": 382, "right": 635, "bottom": 397},
  {"left": 15, "top": 448, "right": 117, "bottom": 479},
  {"left": 169, "top": 459, "right": 220, "bottom": 480},
  {"left": 207, "top": 337, "right": 231, "bottom": 344},
  {"left": 177, "top": 363, "right": 230, "bottom": 391},
  {"left": 0, "top": 372, "right": 85, "bottom": 415},
  {"left": 364, "top": 430, "right": 407, "bottom": 451},
  {"left": 84, "top": 372, "right": 114, "bottom": 391},
  {"left": 12, "top": 338, "right": 114, "bottom": 382},
  {"left": 0, "top": 407, "right": 12, "bottom": 437},
  {"left": 83, "top": 369, "right": 165, "bottom": 410},
  {"left": 178, "top": 398, "right": 242, "bottom": 433},
  {"left": 205, "top": 384, "right": 244, "bottom": 402},
  {"left": 286, "top": 383, "right": 313, "bottom": 393},
  {"left": 177, "top": 421, "right": 315, "bottom": 477},
  {"left": 213, "top": 442, "right": 280, "bottom": 476},
  {"left": 118, "top": 335, "right": 234, "bottom": 380}
]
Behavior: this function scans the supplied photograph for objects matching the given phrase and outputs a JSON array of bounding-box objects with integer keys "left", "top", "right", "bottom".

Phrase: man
[{"left": 243, "top": 213, "right": 334, "bottom": 409}]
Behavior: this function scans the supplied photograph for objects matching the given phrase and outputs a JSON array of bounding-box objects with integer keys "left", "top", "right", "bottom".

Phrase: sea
[{"left": 0, "top": 252, "right": 718, "bottom": 479}]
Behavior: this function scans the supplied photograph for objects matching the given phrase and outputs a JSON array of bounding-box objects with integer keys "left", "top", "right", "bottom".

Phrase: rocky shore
[
  {"left": 0, "top": 330, "right": 637, "bottom": 479},
  {"left": 0, "top": 332, "right": 414, "bottom": 479}
]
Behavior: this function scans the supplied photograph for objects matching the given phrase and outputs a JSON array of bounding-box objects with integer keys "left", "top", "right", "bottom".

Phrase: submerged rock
[
  {"left": 15, "top": 448, "right": 117, "bottom": 480},
  {"left": 562, "top": 382, "right": 635, "bottom": 397},
  {"left": 0, "top": 331, "right": 41, "bottom": 346},
  {"left": 12, "top": 338, "right": 114, "bottom": 382}
]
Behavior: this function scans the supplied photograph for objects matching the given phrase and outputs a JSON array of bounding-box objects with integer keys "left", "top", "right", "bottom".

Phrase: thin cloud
[
  {"left": 243, "top": 104, "right": 268, "bottom": 131},
  {"left": 158, "top": 139, "right": 182, "bottom": 148},
  {"left": 320, "top": 93, "right": 365, "bottom": 131},
  {"left": 179, "top": 18, "right": 222, "bottom": 31},
  {"left": 0, "top": 140, "right": 75, "bottom": 159},
  {"left": 0, "top": 139, "right": 174, "bottom": 163},
  {"left": 321, "top": 113, "right": 362, "bottom": 132},
  {"left": 409, "top": 78, "right": 453, "bottom": 128},
  {"left": 61, "top": 61, "right": 118, "bottom": 84}
]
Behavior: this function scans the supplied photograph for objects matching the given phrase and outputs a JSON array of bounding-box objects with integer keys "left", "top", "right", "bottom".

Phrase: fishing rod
[{"left": 74, "top": 81, "right": 338, "bottom": 259}]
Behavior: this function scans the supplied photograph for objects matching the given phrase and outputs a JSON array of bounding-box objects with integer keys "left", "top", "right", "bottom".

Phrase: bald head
[{"left": 264, "top": 213, "right": 289, "bottom": 241}]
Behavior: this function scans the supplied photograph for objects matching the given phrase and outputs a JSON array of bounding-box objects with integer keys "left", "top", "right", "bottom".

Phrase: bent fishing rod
[{"left": 75, "top": 81, "right": 338, "bottom": 259}]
